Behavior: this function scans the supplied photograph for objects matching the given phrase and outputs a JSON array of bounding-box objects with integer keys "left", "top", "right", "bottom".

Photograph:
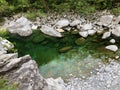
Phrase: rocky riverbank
[{"left": 0, "top": 11, "right": 120, "bottom": 90}]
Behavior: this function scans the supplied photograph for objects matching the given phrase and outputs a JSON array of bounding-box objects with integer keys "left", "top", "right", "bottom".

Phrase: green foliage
[
  {"left": 111, "top": 7, "right": 120, "bottom": 15},
  {"left": 0, "top": 77, "right": 18, "bottom": 90},
  {"left": 0, "top": 0, "right": 119, "bottom": 18}
]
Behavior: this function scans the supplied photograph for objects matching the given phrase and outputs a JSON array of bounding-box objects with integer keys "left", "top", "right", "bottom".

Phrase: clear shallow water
[{"left": 39, "top": 48, "right": 102, "bottom": 79}]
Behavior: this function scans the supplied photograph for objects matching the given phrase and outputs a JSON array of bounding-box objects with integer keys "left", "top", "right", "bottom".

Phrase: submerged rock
[
  {"left": 59, "top": 46, "right": 72, "bottom": 53},
  {"left": 40, "top": 25, "right": 62, "bottom": 37},
  {"left": 105, "top": 45, "right": 118, "bottom": 52},
  {"left": 75, "top": 37, "right": 86, "bottom": 45},
  {"left": 8, "top": 16, "right": 32, "bottom": 36},
  {"left": 55, "top": 19, "right": 70, "bottom": 28}
]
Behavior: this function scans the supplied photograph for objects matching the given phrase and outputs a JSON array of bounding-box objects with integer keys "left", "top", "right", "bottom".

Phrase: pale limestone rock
[{"left": 110, "top": 39, "right": 115, "bottom": 44}]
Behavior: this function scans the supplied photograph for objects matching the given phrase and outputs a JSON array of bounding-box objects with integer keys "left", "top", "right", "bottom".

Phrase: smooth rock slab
[
  {"left": 40, "top": 25, "right": 62, "bottom": 37},
  {"left": 105, "top": 45, "right": 118, "bottom": 52}
]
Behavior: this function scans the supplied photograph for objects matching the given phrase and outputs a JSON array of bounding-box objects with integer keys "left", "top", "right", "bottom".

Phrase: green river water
[{"left": 4, "top": 30, "right": 120, "bottom": 79}]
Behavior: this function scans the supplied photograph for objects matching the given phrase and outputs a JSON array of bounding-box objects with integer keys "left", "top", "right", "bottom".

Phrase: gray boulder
[
  {"left": 8, "top": 16, "right": 32, "bottom": 36},
  {"left": 40, "top": 25, "right": 62, "bottom": 37},
  {"left": 99, "top": 15, "right": 113, "bottom": 26}
]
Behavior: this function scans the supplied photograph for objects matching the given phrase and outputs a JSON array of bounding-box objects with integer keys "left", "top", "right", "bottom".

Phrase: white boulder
[
  {"left": 105, "top": 45, "right": 118, "bottom": 52},
  {"left": 8, "top": 16, "right": 32, "bottom": 36},
  {"left": 40, "top": 25, "right": 62, "bottom": 37},
  {"left": 110, "top": 39, "right": 115, "bottom": 44}
]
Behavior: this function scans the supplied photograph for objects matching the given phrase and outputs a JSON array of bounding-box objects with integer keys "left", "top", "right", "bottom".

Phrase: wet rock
[
  {"left": 105, "top": 45, "right": 118, "bottom": 52},
  {"left": 81, "top": 23, "right": 93, "bottom": 30},
  {"left": 8, "top": 16, "right": 32, "bottom": 36},
  {"left": 59, "top": 46, "right": 72, "bottom": 53},
  {"left": 88, "top": 30, "right": 96, "bottom": 36},
  {"left": 55, "top": 19, "right": 70, "bottom": 28},
  {"left": 70, "top": 20, "right": 81, "bottom": 27},
  {"left": 110, "top": 39, "right": 115, "bottom": 44},
  {"left": 79, "top": 31, "right": 88, "bottom": 38},
  {"left": 40, "top": 25, "right": 62, "bottom": 37},
  {"left": 112, "top": 25, "right": 120, "bottom": 37},
  {"left": 102, "top": 31, "right": 111, "bottom": 39},
  {"left": 99, "top": 15, "right": 113, "bottom": 26},
  {"left": 75, "top": 37, "right": 86, "bottom": 45}
]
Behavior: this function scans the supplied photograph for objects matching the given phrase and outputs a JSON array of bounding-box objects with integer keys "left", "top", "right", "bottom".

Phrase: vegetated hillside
[{"left": 0, "top": 0, "right": 119, "bottom": 16}]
